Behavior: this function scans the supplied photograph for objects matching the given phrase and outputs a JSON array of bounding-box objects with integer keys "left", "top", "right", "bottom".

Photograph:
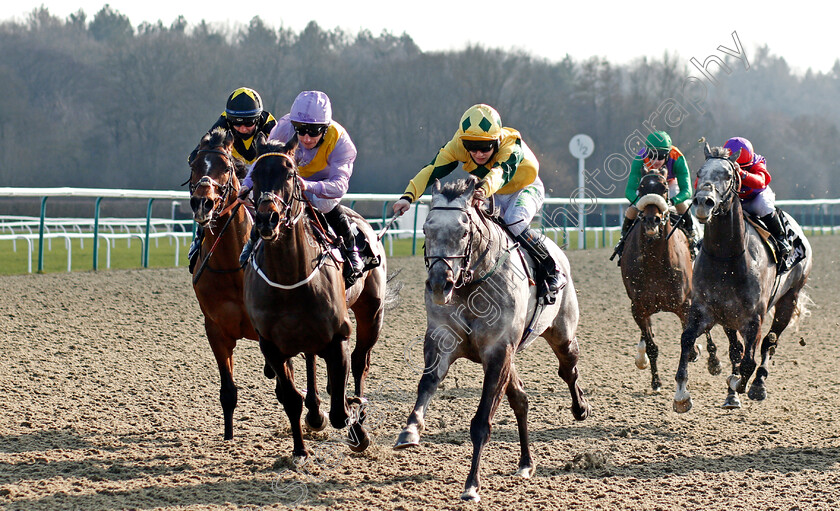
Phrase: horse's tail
[
  {"left": 789, "top": 288, "right": 814, "bottom": 333},
  {"left": 384, "top": 269, "right": 404, "bottom": 312}
]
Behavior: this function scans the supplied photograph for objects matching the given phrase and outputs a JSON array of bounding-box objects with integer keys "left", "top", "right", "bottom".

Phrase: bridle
[
  {"left": 253, "top": 152, "right": 306, "bottom": 230},
  {"left": 189, "top": 147, "right": 236, "bottom": 218},
  {"left": 424, "top": 204, "right": 495, "bottom": 289},
  {"left": 638, "top": 173, "right": 670, "bottom": 235},
  {"left": 702, "top": 157, "right": 741, "bottom": 217}
]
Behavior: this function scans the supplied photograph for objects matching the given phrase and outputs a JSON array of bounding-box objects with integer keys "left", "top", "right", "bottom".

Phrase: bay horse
[
  {"left": 394, "top": 177, "right": 590, "bottom": 502},
  {"left": 243, "top": 137, "right": 388, "bottom": 461},
  {"left": 673, "top": 144, "right": 812, "bottom": 413},
  {"left": 189, "top": 128, "right": 258, "bottom": 440},
  {"left": 620, "top": 169, "right": 721, "bottom": 392}
]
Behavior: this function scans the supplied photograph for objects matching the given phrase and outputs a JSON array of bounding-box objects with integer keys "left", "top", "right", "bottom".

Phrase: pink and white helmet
[{"left": 290, "top": 90, "right": 332, "bottom": 125}]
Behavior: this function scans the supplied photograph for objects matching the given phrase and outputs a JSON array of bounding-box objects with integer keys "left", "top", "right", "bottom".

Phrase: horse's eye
[{"left": 461, "top": 231, "right": 468, "bottom": 239}]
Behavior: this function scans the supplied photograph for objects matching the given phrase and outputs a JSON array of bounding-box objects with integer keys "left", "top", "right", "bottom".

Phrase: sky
[{"left": 8, "top": 1, "right": 835, "bottom": 74}]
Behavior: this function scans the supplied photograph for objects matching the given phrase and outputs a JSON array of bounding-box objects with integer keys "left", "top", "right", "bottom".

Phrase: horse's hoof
[
  {"left": 748, "top": 384, "right": 767, "bottom": 401},
  {"left": 515, "top": 463, "right": 536, "bottom": 478},
  {"left": 305, "top": 410, "right": 328, "bottom": 432},
  {"left": 263, "top": 362, "right": 275, "bottom": 379},
  {"left": 651, "top": 376, "right": 662, "bottom": 394},
  {"left": 292, "top": 453, "right": 309, "bottom": 469},
  {"left": 708, "top": 358, "right": 723, "bottom": 376},
  {"left": 347, "top": 423, "right": 370, "bottom": 453},
  {"left": 722, "top": 394, "right": 741, "bottom": 409},
  {"left": 727, "top": 374, "right": 741, "bottom": 392},
  {"left": 572, "top": 401, "right": 591, "bottom": 421},
  {"left": 673, "top": 397, "right": 692, "bottom": 413},
  {"left": 393, "top": 426, "right": 421, "bottom": 450},
  {"left": 635, "top": 341, "right": 649, "bottom": 369},
  {"left": 461, "top": 487, "right": 480, "bottom": 502}
]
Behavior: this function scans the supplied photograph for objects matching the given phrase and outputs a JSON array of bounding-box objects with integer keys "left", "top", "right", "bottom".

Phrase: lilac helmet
[
  {"left": 289, "top": 91, "right": 332, "bottom": 125},
  {"left": 723, "top": 137, "right": 755, "bottom": 166}
]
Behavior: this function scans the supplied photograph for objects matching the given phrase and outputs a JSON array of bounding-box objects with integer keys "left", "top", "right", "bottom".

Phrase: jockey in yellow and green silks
[
  {"left": 392, "top": 103, "right": 565, "bottom": 304},
  {"left": 616, "top": 130, "right": 698, "bottom": 258}
]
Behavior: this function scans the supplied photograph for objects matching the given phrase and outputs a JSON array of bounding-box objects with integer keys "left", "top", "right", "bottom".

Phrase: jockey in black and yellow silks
[
  {"left": 187, "top": 87, "right": 276, "bottom": 270},
  {"left": 393, "top": 104, "right": 565, "bottom": 305}
]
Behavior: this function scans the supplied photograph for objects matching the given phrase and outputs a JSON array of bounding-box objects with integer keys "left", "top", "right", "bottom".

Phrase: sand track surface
[{"left": 1, "top": 238, "right": 839, "bottom": 510}]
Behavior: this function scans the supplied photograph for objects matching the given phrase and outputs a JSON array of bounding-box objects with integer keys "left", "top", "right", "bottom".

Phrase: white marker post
[{"left": 569, "top": 134, "right": 594, "bottom": 249}]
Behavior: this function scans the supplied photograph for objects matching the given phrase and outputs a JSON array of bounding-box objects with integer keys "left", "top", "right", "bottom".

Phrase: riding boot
[
  {"left": 514, "top": 229, "right": 566, "bottom": 305},
  {"left": 239, "top": 226, "right": 258, "bottom": 267},
  {"left": 188, "top": 225, "right": 203, "bottom": 274},
  {"left": 679, "top": 213, "right": 699, "bottom": 260},
  {"left": 324, "top": 207, "right": 365, "bottom": 287},
  {"left": 761, "top": 211, "right": 792, "bottom": 260}
]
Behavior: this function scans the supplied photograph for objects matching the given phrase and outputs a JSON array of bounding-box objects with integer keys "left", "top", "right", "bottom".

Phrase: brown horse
[
  {"left": 673, "top": 144, "right": 812, "bottom": 412},
  {"left": 243, "top": 137, "right": 388, "bottom": 461},
  {"left": 189, "top": 128, "right": 258, "bottom": 440},
  {"left": 620, "top": 170, "right": 721, "bottom": 392}
]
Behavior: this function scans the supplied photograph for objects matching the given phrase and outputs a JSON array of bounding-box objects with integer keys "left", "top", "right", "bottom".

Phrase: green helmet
[{"left": 645, "top": 131, "right": 672, "bottom": 151}]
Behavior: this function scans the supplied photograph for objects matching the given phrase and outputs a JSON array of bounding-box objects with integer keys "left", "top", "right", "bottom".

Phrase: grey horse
[
  {"left": 673, "top": 144, "right": 812, "bottom": 413},
  {"left": 394, "top": 177, "right": 590, "bottom": 502}
]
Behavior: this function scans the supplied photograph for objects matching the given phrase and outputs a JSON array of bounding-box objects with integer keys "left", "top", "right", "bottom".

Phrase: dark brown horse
[
  {"left": 621, "top": 170, "right": 721, "bottom": 392},
  {"left": 673, "top": 144, "right": 812, "bottom": 412},
  {"left": 243, "top": 137, "right": 388, "bottom": 461},
  {"left": 189, "top": 128, "right": 258, "bottom": 440}
]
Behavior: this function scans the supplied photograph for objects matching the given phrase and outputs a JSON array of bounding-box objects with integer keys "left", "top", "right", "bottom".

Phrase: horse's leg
[
  {"left": 394, "top": 332, "right": 455, "bottom": 449},
  {"left": 259, "top": 339, "right": 307, "bottom": 461},
  {"left": 544, "top": 329, "right": 590, "bottom": 420},
  {"left": 722, "top": 328, "right": 744, "bottom": 409},
  {"left": 738, "top": 316, "right": 763, "bottom": 400},
  {"left": 750, "top": 291, "right": 797, "bottom": 400},
  {"left": 632, "top": 307, "right": 660, "bottom": 392},
  {"left": 505, "top": 362, "right": 534, "bottom": 478},
  {"left": 462, "top": 344, "right": 513, "bottom": 502},
  {"left": 673, "top": 306, "right": 713, "bottom": 413},
  {"left": 303, "top": 354, "right": 327, "bottom": 431},
  {"left": 705, "top": 330, "right": 723, "bottom": 376},
  {"left": 321, "top": 335, "right": 370, "bottom": 452},
  {"left": 349, "top": 292, "right": 384, "bottom": 398},
  {"left": 205, "top": 320, "right": 238, "bottom": 440}
]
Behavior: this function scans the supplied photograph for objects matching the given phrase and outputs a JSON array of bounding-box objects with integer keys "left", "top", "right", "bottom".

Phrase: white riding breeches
[
  {"left": 493, "top": 177, "right": 545, "bottom": 237},
  {"left": 741, "top": 187, "right": 776, "bottom": 217}
]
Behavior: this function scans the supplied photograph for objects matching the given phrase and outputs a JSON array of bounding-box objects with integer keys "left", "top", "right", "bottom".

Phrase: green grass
[{"left": 0, "top": 238, "right": 193, "bottom": 275}]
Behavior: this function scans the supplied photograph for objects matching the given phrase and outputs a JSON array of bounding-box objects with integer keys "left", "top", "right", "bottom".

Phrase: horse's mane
[
  {"left": 204, "top": 128, "right": 248, "bottom": 179},
  {"left": 708, "top": 146, "right": 730, "bottom": 158},
  {"left": 440, "top": 177, "right": 479, "bottom": 202}
]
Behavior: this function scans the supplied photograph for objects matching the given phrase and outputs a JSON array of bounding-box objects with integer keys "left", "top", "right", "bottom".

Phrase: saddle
[
  {"left": 744, "top": 209, "right": 805, "bottom": 273},
  {"left": 306, "top": 206, "right": 382, "bottom": 274}
]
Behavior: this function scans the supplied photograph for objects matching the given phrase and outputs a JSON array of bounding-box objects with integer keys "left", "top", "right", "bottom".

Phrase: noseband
[
  {"left": 702, "top": 157, "right": 741, "bottom": 216},
  {"left": 424, "top": 206, "right": 479, "bottom": 289},
  {"left": 189, "top": 147, "right": 236, "bottom": 216}
]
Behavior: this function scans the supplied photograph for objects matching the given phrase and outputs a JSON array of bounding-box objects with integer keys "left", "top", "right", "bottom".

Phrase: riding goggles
[
  {"left": 229, "top": 117, "right": 259, "bottom": 127},
  {"left": 462, "top": 140, "right": 497, "bottom": 153},
  {"left": 647, "top": 148, "right": 669, "bottom": 160},
  {"left": 293, "top": 122, "right": 327, "bottom": 137}
]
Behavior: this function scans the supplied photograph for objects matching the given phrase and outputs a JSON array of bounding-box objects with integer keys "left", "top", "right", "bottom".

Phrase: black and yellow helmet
[
  {"left": 458, "top": 104, "right": 503, "bottom": 142},
  {"left": 225, "top": 87, "right": 263, "bottom": 124}
]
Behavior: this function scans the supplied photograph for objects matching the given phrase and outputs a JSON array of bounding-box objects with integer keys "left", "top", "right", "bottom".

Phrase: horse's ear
[
  {"left": 223, "top": 129, "right": 235, "bottom": 150},
  {"left": 703, "top": 142, "right": 712, "bottom": 159},
  {"left": 465, "top": 178, "right": 476, "bottom": 198},
  {"left": 282, "top": 134, "right": 298, "bottom": 157},
  {"left": 253, "top": 132, "right": 268, "bottom": 154},
  {"left": 433, "top": 179, "right": 442, "bottom": 194},
  {"left": 729, "top": 148, "right": 741, "bottom": 163}
]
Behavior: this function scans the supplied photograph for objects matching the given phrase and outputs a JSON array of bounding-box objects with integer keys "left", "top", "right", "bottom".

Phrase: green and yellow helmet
[
  {"left": 645, "top": 131, "right": 672, "bottom": 151},
  {"left": 458, "top": 104, "right": 503, "bottom": 141}
]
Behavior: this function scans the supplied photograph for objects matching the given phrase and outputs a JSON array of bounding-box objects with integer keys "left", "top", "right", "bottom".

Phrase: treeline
[{"left": 2, "top": 5, "right": 839, "bottom": 200}]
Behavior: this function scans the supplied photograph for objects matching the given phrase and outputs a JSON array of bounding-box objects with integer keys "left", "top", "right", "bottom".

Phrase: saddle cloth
[{"left": 744, "top": 209, "right": 806, "bottom": 272}]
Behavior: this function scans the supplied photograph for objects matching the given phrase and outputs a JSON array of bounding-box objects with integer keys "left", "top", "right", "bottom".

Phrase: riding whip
[{"left": 377, "top": 213, "right": 401, "bottom": 241}]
